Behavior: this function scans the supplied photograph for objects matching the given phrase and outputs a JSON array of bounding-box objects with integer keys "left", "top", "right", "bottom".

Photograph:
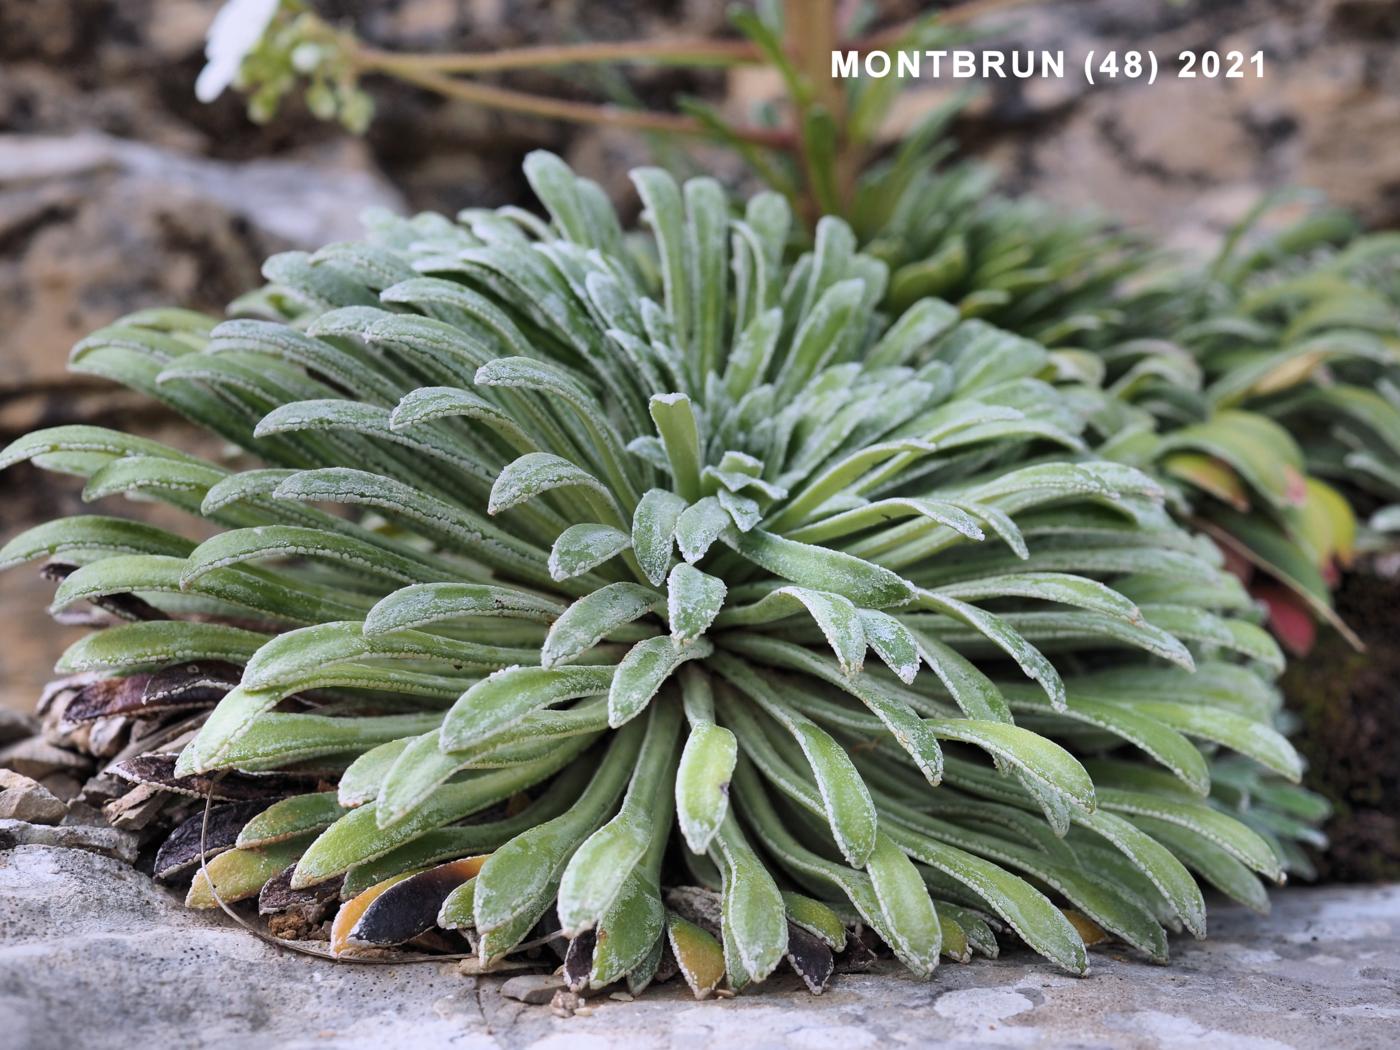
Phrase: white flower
[{"left": 195, "top": 0, "right": 282, "bottom": 103}]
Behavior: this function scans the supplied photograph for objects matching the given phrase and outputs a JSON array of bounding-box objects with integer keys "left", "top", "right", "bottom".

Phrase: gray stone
[
  {"left": 0, "top": 710, "right": 38, "bottom": 746},
  {"left": 0, "top": 769, "right": 67, "bottom": 824},
  {"left": 0, "top": 737, "right": 92, "bottom": 780},
  {"left": 1, "top": 845, "right": 1396, "bottom": 1050},
  {"left": 0, "top": 821, "right": 137, "bottom": 863},
  {"left": 500, "top": 974, "right": 567, "bottom": 1006}
]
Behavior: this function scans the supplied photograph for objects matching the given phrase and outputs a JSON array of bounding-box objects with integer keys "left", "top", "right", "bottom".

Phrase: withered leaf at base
[
  {"left": 784, "top": 921, "right": 835, "bottom": 994},
  {"left": 833, "top": 931, "right": 878, "bottom": 974},
  {"left": 68, "top": 663, "right": 241, "bottom": 723},
  {"left": 662, "top": 885, "right": 723, "bottom": 935},
  {"left": 563, "top": 929, "right": 596, "bottom": 992},
  {"left": 109, "top": 753, "right": 316, "bottom": 800},
  {"left": 260, "top": 863, "right": 344, "bottom": 915},
  {"left": 347, "top": 856, "right": 486, "bottom": 947}
]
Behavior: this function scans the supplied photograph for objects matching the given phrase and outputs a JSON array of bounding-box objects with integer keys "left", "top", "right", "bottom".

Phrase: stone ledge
[{"left": 0, "top": 845, "right": 1395, "bottom": 1050}]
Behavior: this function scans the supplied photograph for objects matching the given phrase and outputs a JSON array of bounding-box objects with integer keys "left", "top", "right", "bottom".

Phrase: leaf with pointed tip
[
  {"left": 1074, "top": 808, "right": 1208, "bottom": 938},
  {"left": 241, "top": 621, "right": 529, "bottom": 694},
  {"left": 719, "top": 587, "right": 866, "bottom": 675},
  {"left": 472, "top": 723, "right": 642, "bottom": 948},
  {"left": 293, "top": 742, "right": 592, "bottom": 889},
  {"left": 489, "top": 452, "right": 612, "bottom": 517},
  {"left": 1097, "top": 788, "right": 1282, "bottom": 881},
  {"left": 0, "top": 516, "right": 196, "bottom": 570},
  {"left": 182, "top": 526, "right": 439, "bottom": 587},
  {"left": 712, "top": 654, "right": 878, "bottom": 867},
  {"left": 667, "top": 563, "right": 727, "bottom": 641},
  {"left": 390, "top": 386, "right": 537, "bottom": 453},
  {"left": 859, "top": 610, "right": 921, "bottom": 684},
  {"left": 925, "top": 718, "right": 1095, "bottom": 813},
  {"left": 909, "top": 631, "right": 1012, "bottom": 722},
  {"left": 1123, "top": 700, "right": 1301, "bottom": 780},
  {"left": 712, "top": 814, "right": 788, "bottom": 984},
  {"left": 542, "top": 583, "right": 661, "bottom": 668},
  {"left": 58, "top": 621, "right": 268, "bottom": 675},
  {"left": 882, "top": 823, "right": 1088, "bottom": 975},
  {"left": 239, "top": 792, "right": 349, "bottom": 849},
  {"left": 631, "top": 488, "right": 687, "bottom": 585},
  {"left": 363, "top": 583, "right": 563, "bottom": 637},
  {"left": 608, "top": 635, "right": 712, "bottom": 727},
  {"left": 441, "top": 665, "right": 614, "bottom": 751},
  {"left": 557, "top": 702, "right": 679, "bottom": 935},
  {"left": 933, "top": 572, "right": 1142, "bottom": 623},
  {"left": 548, "top": 523, "right": 631, "bottom": 581},
  {"left": 735, "top": 530, "right": 914, "bottom": 608},
  {"left": 675, "top": 497, "right": 732, "bottom": 563},
  {"left": 675, "top": 720, "right": 737, "bottom": 855},
  {"left": 202, "top": 711, "right": 442, "bottom": 771},
  {"left": 917, "top": 591, "right": 1065, "bottom": 708},
  {"left": 786, "top": 498, "right": 985, "bottom": 545},
  {"left": 865, "top": 834, "right": 942, "bottom": 975}
]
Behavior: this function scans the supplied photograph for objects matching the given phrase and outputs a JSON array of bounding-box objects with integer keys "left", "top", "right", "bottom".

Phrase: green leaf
[
  {"left": 542, "top": 583, "right": 661, "bottom": 668},
  {"left": 0, "top": 516, "right": 196, "bottom": 570},
  {"left": 734, "top": 529, "right": 914, "bottom": 607},
  {"left": 1160, "top": 410, "right": 1306, "bottom": 509},
  {"left": 1098, "top": 788, "right": 1283, "bottom": 881},
  {"left": 859, "top": 610, "right": 921, "bottom": 684},
  {"left": 58, "top": 621, "right": 268, "bottom": 674},
  {"left": 1110, "top": 700, "right": 1301, "bottom": 781},
  {"left": 666, "top": 563, "right": 727, "bottom": 642},
  {"left": 293, "top": 741, "right": 591, "bottom": 888},
  {"left": 182, "top": 526, "right": 439, "bottom": 587},
  {"left": 933, "top": 572, "right": 1142, "bottom": 623},
  {"left": 557, "top": 701, "right": 680, "bottom": 934},
  {"left": 923, "top": 718, "right": 1095, "bottom": 812},
  {"left": 675, "top": 497, "right": 732, "bottom": 563},
  {"left": 882, "top": 822, "right": 1088, "bottom": 975},
  {"left": 441, "top": 665, "right": 614, "bottom": 751},
  {"left": 865, "top": 834, "right": 942, "bottom": 975},
  {"left": 608, "top": 635, "right": 712, "bottom": 727},
  {"left": 1074, "top": 809, "right": 1208, "bottom": 937},
  {"left": 916, "top": 591, "right": 1066, "bottom": 708},
  {"left": 472, "top": 723, "right": 643, "bottom": 954},
  {"left": 238, "top": 793, "right": 348, "bottom": 849},
  {"left": 712, "top": 813, "right": 788, "bottom": 984},
  {"left": 631, "top": 488, "right": 687, "bottom": 585},
  {"left": 548, "top": 523, "right": 631, "bottom": 581},
  {"left": 712, "top": 654, "right": 878, "bottom": 867},
  {"left": 489, "top": 452, "right": 613, "bottom": 518},
  {"left": 363, "top": 583, "right": 563, "bottom": 636},
  {"left": 719, "top": 586, "right": 866, "bottom": 675}
]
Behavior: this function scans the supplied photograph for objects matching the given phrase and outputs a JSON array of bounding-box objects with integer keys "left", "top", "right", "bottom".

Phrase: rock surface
[
  {"left": 0, "top": 771, "right": 67, "bottom": 824},
  {"left": 1, "top": 845, "right": 1395, "bottom": 1050}
]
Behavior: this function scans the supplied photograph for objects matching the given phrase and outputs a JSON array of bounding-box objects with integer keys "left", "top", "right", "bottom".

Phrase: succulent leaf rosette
[
  {"left": 854, "top": 149, "right": 1400, "bottom": 649},
  {"left": 1, "top": 155, "right": 1325, "bottom": 995}
]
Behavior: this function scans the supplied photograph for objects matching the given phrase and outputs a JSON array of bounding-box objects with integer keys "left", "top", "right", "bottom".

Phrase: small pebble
[{"left": 501, "top": 974, "right": 565, "bottom": 1005}]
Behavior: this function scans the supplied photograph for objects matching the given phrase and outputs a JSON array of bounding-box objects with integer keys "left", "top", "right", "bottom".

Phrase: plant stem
[
  {"left": 370, "top": 62, "right": 793, "bottom": 149},
  {"left": 356, "top": 38, "right": 761, "bottom": 74}
]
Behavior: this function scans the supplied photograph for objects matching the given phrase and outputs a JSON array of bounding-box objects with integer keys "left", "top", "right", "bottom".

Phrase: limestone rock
[
  {"left": 0, "top": 736, "right": 92, "bottom": 780},
  {"left": 0, "top": 132, "right": 404, "bottom": 395},
  {"left": 0, "top": 821, "right": 138, "bottom": 862},
  {"left": 0, "top": 845, "right": 1396, "bottom": 1049},
  {"left": 0, "top": 769, "right": 67, "bottom": 824}
]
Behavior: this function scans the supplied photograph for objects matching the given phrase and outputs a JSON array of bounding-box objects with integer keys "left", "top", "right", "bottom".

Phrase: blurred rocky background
[{"left": 2, "top": 0, "right": 1398, "bottom": 871}]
